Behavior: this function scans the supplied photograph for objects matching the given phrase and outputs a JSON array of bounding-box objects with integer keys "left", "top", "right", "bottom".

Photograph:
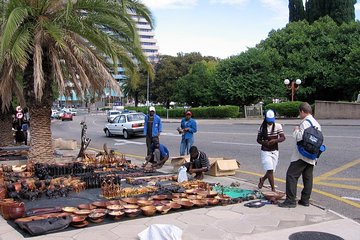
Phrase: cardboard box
[
  {"left": 206, "top": 157, "right": 240, "bottom": 177},
  {"left": 171, "top": 156, "right": 190, "bottom": 173}
]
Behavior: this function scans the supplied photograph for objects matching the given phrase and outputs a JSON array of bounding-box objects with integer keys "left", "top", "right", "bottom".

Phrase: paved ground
[{"left": 1, "top": 157, "right": 360, "bottom": 240}]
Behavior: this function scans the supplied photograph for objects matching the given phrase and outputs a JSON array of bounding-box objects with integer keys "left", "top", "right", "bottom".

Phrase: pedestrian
[
  {"left": 177, "top": 111, "right": 197, "bottom": 156},
  {"left": 279, "top": 102, "right": 321, "bottom": 208},
  {"left": 143, "top": 106, "right": 162, "bottom": 156},
  {"left": 184, "top": 146, "right": 209, "bottom": 180},
  {"left": 14, "top": 126, "right": 26, "bottom": 145},
  {"left": 21, "top": 121, "right": 29, "bottom": 145},
  {"left": 257, "top": 109, "right": 285, "bottom": 192},
  {"left": 142, "top": 137, "right": 169, "bottom": 169}
]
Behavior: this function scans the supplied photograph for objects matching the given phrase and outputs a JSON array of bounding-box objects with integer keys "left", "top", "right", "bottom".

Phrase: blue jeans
[{"left": 180, "top": 137, "right": 194, "bottom": 156}]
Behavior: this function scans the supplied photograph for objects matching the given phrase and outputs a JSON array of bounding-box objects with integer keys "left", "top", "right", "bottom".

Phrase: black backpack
[{"left": 297, "top": 119, "right": 325, "bottom": 160}]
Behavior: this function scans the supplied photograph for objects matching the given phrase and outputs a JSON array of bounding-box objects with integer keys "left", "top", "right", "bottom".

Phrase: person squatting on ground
[
  {"left": 177, "top": 111, "right": 197, "bottom": 156},
  {"left": 279, "top": 102, "right": 321, "bottom": 208},
  {"left": 184, "top": 146, "right": 210, "bottom": 180},
  {"left": 257, "top": 109, "right": 285, "bottom": 192},
  {"left": 143, "top": 106, "right": 162, "bottom": 156},
  {"left": 142, "top": 137, "right": 169, "bottom": 169}
]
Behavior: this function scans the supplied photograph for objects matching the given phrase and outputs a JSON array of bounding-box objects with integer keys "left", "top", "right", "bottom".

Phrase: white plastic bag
[
  {"left": 177, "top": 166, "right": 188, "bottom": 183},
  {"left": 138, "top": 224, "right": 182, "bottom": 240}
]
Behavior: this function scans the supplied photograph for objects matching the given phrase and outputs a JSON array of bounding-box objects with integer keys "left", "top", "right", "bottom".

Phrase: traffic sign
[
  {"left": 16, "top": 112, "right": 23, "bottom": 119},
  {"left": 16, "top": 106, "right": 22, "bottom": 112}
]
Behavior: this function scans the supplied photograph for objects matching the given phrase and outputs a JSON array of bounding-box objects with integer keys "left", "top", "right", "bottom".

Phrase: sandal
[{"left": 258, "top": 177, "right": 264, "bottom": 189}]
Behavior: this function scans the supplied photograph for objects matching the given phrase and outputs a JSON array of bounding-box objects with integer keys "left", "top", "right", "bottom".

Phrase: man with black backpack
[{"left": 279, "top": 102, "right": 323, "bottom": 208}]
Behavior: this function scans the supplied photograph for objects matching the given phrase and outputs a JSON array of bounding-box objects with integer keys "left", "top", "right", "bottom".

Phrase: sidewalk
[{"left": 1, "top": 157, "right": 359, "bottom": 240}]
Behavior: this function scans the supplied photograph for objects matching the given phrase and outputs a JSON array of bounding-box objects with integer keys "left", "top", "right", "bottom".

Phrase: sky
[{"left": 142, "top": 0, "right": 360, "bottom": 59}]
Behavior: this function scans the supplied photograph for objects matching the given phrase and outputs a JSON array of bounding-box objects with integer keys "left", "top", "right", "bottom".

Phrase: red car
[{"left": 61, "top": 112, "right": 73, "bottom": 121}]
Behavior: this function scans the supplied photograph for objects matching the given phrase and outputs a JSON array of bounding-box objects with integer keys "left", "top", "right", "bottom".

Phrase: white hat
[
  {"left": 265, "top": 109, "right": 275, "bottom": 123},
  {"left": 149, "top": 106, "right": 155, "bottom": 112}
]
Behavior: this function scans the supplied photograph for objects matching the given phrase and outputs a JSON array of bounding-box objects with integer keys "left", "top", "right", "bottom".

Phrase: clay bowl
[
  {"left": 186, "top": 195, "right": 204, "bottom": 200},
  {"left": 62, "top": 207, "right": 78, "bottom": 213},
  {"left": 178, "top": 200, "right": 194, "bottom": 208},
  {"left": 167, "top": 202, "right": 182, "bottom": 209},
  {"left": 106, "top": 205, "right": 124, "bottom": 211},
  {"left": 108, "top": 210, "right": 124, "bottom": 220},
  {"left": 206, "top": 191, "right": 218, "bottom": 198},
  {"left": 71, "top": 220, "right": 88, "bottom": 228},
  {"left": 123, "top": 204, "right": 139, "bottom": 209},
  {"left": 155, "top": 205, "right": 171, "bottom": 214},
  {"left": 185, "top": 189, "right": 197, "bottom": 195},
  {"left": 160, "top": 200, "right": 171, "bottom": 206},
  {"left": 77, "top": 203, "right": 96, "bottom": 210},
  {"left": 205, "top": 198, "right": 219, "bottom": 206},
  {"left": 191, "top": 199, "right": 207, "bottom": 208},
  {"left": 124, "top": 208, "right": 141, "bottom": 218},
  {"left": 107, "top": 200, "right": 121, "bottom": 205},
  {"left": 92, "top": 201, "right": 108, "bottom": 209},
  {"left": 140, "top": 206, "right": 157, "bottom": 217},
  {"left": 151, "top": 200, "right": 164, "bottom": 207},
  {"left": 73, "top": 209, "right": 91, "bottom": 216},
  {"left": 137, "top": 200, "right": 154, "bottom": 207},
  {"left": 88, "top": 212, "right": 105, "bottom": 223},
  {"left": 91, "top": 208, "right": 108, "bottom": 214},
  {"left": 172, "top": 193, "right": 187, "bottom": 198},
  {"left": 151, "top": 195, "right": 168, "bottom": 201},
  {"left": 71, "top": 215, "right": 86, "bottom": 223},
  {"left": 121, "top": 198, "right": 138, "bottom": 205}
]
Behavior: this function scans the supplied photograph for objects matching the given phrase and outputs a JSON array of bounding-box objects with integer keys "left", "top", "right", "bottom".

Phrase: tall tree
[
  {"left": 0, "top": 0, "right": 153, "bottom": 162},
  {"left": 305, "top": 0, "right": 356, "bottom": 24},
  {"left": 289, "top": 0, "right": 306, "bottom": 22}
]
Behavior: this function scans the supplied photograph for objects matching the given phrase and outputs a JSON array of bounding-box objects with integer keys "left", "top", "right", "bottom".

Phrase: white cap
[{"left": 149, "top": 106, "right": 155, "bottom": 112}]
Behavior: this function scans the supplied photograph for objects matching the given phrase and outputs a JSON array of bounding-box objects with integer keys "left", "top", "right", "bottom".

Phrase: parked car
[
  {"left": 68, "top": 108, "right": 77, "bottom": 116},
  {"left": 61, "top": 112, "right": 73, "bottom": 121},
  {"left": 107, "top": 110, "right": 121, "bottom": 122},
  {"left": 103, "top": 112, "right": 145, "bottom": 139},
  {"left": 51, "top": 110, "right": 60, "bottom": 119}
]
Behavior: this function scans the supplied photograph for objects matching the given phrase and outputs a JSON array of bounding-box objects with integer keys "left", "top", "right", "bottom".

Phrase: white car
[
  {"left": 107, "top": 110, "right": 121, "bottom": 122},
  {"left": 103, "top": 112, "right": 145, "bottom": 139}
]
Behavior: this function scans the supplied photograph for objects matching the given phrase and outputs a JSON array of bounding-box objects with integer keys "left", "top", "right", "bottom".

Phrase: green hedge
[
  {"left": 264, "top": 101, "right": 302, "bottom": 118},
  {"left": 126, "top": 105, "right": 240, "bottom": 118}
]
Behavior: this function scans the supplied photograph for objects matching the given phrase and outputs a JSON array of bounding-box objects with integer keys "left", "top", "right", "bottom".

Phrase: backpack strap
[{"left": 305, "top": 119, "right": 313, "bottom": 127}]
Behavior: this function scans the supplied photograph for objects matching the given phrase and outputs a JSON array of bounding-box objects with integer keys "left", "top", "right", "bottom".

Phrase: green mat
[{"left": 213, "top": 186, "right": 255, "bottom": 199}]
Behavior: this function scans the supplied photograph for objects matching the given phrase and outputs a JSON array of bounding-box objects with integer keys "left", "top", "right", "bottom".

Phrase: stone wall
[{"left": 315, "top": 101, "right": 360, "bottom": 119}]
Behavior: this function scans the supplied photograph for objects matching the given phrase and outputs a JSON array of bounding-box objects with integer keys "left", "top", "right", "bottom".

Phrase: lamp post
[{"left": 284, "top": 78, "right": 301, "bottom": 101}]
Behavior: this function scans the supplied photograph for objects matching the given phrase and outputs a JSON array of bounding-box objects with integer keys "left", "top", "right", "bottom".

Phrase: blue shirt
[
  {"left": 180, "top": 117, "right": 197, "bottom": 140},
  {"left": 144, "top": 114, "right": 162, "bottom": 137},
  {"left": 150, "top": 144, "right": 169, "bottom": 159}
]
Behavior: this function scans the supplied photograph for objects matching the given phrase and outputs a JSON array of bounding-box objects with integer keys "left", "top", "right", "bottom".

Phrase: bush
[
  {"left": 126, "top": 105, "right": 240, "bottom": 118},
  {"left": 264, "top": 101, "right": 302, "bottom": 118}
]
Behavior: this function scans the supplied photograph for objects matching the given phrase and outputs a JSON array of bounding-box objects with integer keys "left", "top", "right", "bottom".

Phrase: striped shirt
[
  {"left": 190, "top": 151, "right": 210, "bottom": 170},
  {"left": 257, "top": 123, "right": 284, "bottom": 151}
]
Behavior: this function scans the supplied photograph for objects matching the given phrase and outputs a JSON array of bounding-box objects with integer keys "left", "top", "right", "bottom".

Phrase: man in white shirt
[{"left": 279, "top": 102, "right": 321, "bottom": 208}]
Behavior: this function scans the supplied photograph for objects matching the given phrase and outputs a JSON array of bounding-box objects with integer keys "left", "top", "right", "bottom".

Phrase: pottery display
[
  {"left": 123, "top": 204, "right": 139, "bottom": 209},
  {"left": 77, "top": 203, "right": 96, "bottom": 210},
  {"left": 121, "top": 197, "right": 138, "bottom": 204},
  {"left": 1, "top": 201, "right": 25, "bottom": 220},
  {"left": 62, "top": 207, "right": 78, "bottom": 213},
  {"left": 166, "top": 202, "right": 181, "bottom": 209},
  {"left": 108, "top": 210, "right": 124, "bottom": 220},
  {"left": 124, "top": 208, "right": 141, "bottom": 218},
  {"left": 92, "top": 201, "right": 107, "bottom": 208},
  {"left": 191, "top": 199, "right": 207, "bottom": 207},
  {"left": 178, "top": 200, "right": 194, "bottom": 208},
  {"left": 73, "top": 209, "right": 91, "bottom": 216},
  {"left": 71, "top": 220, "right": 89, "bottom": 228},
  {"left": 151, "top": 195, "right": 168, "bottom": 200},
  {"left": 88, "top": 212, "right": 105, "bottom": 223},
  {"left": 107, "top": 205, "right": 124, "bottom": 211},
  {"left": 137, "top": 200, "right": 154, "bottom": 207}
]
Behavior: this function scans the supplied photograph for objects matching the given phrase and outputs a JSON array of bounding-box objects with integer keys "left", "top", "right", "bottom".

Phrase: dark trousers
[
  {"left": 146, "top": 135, "right": 152, "bottom": 156},
  {"left": 285, "top": 159, "right": 314, "bottom": 204}
]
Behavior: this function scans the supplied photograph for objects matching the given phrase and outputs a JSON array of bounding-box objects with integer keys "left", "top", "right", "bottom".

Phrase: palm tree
[{"left": 0, "top": 0, "right": 154, "bottom": 162}]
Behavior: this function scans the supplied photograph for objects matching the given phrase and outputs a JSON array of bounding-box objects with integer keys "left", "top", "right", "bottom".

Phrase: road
[{"left": 51, "top": 112, "right": 360, "bottom": 223}]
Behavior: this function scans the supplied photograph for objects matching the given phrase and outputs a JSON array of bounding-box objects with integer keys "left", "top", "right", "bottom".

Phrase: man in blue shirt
[
  {"left": 143, "top": 137, "right": 169, "bottom": 169},
  {"left": 178, "top": 111, "right": 197, "bottom": 156},
  {"left": 143, "top": 106, "right": 163, "bottom": 156}
]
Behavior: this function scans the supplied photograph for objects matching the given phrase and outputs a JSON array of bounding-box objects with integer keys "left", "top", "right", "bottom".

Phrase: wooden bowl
[
  {"left": 172, "top": 193, "right": 187, "bottom": 198},
  {"left": 107, "top": 200, "right": 121, "bottom": 205},
  {"left": 121, "top": 198, "right": 138, "bottom": 204},
  {"left": 137, "top": 200, "right": 154, "bottom": 207},
  {"left": 71, "top": 215, "right": 86, "bottom": 223},
  {"left": 88, "top": 212, "right": 105, "bottom": 222},
  {"left": 62, "top": 207, "right": 78, "bottom": 213},
  {"left": 77, "top": 203, "right": 96, "bottom": 210},
  {"left": 108, "top": 210, "right": 124, "bottom": 220},
  {"left": 107, "top": 205, "right": 124, "bottom": 211},
  {"left": 191, "top": 199, "right": 207, "bottom": 207},
  {"left": 166, "top": 202, "right": 181, "bottom": 209},
  {"left": 140, "top": 206, "right": 157, "bottom": 216},
  {"left": 205, "top": 198, "right": 219, "bottom": 205},
  {"left": 124, "top": 208, "right": 141, "bottom": 218},
  {"left": 123, "top": 204, "right": 139, "bottom": 209},
  {"left": 178, "top": 200, "right": 194, "bottom": 208},
  {"left": 92, "top": 201, "right": 108, "bottom": 208},
  {"left": 155, "top": 205, "right": 171, "bottom": 214},
  {"left": 73, "top": 209, "right": 91, "bottom": 216},
  {"left": 187, "top": 195, "right": 204, "bottom": 200},
  {"left": 91, "top": 208, "right": 108, "bottom": 214},
  {"left": 151, "top": 195, "right": 168, "bottom": 200}
]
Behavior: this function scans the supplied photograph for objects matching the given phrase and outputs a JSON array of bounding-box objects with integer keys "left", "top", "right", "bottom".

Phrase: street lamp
[{"left": 284, "top": 78, "right": 301, "bottom": 101}]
